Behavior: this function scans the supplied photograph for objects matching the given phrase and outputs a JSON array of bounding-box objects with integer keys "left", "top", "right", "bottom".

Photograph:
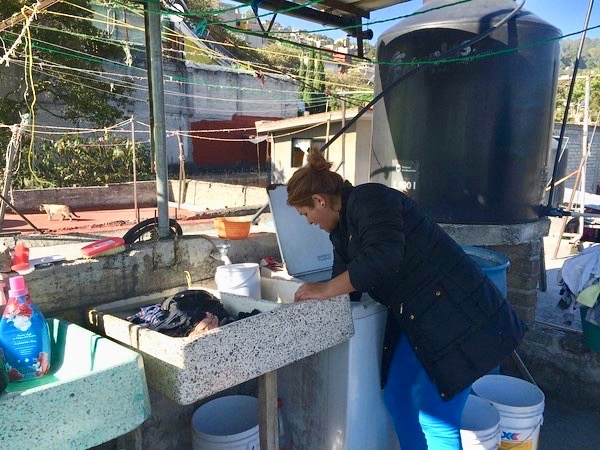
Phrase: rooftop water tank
[{"left": 370, "top": 0, "right": 561, "bottom": 224}]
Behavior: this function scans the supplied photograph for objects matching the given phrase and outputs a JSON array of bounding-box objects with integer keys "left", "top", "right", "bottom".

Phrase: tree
[
  {"left": 259, "top": 43, "right": 302, "bottom": 76},
  {"left": 309, "top": 52, "right": 327, "bottom": 113},
  {"left": 297, "top": 51, "right": 306, "bottom": 99},
  {"left": 302, "top": 49, "right": 315, "bottom": 107},
  {"left": 0, "top": 0, "right": 130, "bottom": 130},
  {"left": 313, "top": 52, "right": 325, "bottom": 92}
]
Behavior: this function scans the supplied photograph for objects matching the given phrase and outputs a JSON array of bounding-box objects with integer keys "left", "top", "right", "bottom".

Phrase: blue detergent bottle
[{"left": 0, "top": 275, "right": 51, "bottom": 382}]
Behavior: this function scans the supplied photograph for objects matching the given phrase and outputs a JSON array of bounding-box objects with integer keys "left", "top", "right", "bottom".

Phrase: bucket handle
[{"left": 501, "top": 416, "right": 544, "bottom": 450}]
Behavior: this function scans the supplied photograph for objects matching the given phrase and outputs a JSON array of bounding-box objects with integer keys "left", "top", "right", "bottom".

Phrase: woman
[{"left": 288, "top": 148, "right": 526, "bottom": 450}]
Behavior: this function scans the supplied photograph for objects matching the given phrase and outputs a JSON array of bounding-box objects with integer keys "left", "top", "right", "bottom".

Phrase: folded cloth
[{"left": 577, "top": 283, "right": 600, "bottom": 308}]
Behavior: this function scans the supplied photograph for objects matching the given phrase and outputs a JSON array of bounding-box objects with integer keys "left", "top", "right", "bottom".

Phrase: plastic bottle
[
  {"left": 0, "top": 275, "right": 51, "bottom": 382},
  {"left": 278, "top": 397, "right": 289, "bottom": 450}
]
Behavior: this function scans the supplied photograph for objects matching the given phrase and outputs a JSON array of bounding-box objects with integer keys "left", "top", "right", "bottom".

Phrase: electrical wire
[
  {"left": 547, "top": 0, "right": 596, "bottom": 210},
  {"left": 5, "top": 0, "right": 599, "bottom": 155}
]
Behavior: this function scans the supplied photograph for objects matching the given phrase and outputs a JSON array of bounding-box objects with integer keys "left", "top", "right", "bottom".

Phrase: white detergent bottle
[{"left": 0, "top": 275, "right": 51, "bottom": 382}]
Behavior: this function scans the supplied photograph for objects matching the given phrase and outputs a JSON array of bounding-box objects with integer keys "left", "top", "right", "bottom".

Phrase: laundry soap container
[
  {"left": 0, "top": 275, "right": 51, "bottom": 381},
  {"left": 262, "top": 185, "right": 398, "bottom": 450}
]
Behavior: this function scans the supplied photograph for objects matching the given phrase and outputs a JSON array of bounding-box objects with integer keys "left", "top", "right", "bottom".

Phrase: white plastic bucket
[
  {"left": 215, "top": 263, "right": 261, "bottom": 299},
  {"left": 472, "top": 375, "right": 545, "bottom": 450},
  {"left": 460, "top": 394, "right": 501, "bottom": 450},
  {"left": 191, "top": 395, "right": 259, "bottom": 450}
]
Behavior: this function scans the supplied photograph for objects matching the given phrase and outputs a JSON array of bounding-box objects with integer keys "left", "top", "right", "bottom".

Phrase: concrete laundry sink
[
  {"left": 88, "top": 286, "right": 354, "bottom": 405},
  {"left": 0, "top": 318, "right": 150, "bottom": 450}
]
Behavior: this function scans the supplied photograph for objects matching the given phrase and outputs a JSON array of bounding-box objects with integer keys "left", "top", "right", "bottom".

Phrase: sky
[{"left": 245, "top": 0, "right": 600, "bottom": 43}]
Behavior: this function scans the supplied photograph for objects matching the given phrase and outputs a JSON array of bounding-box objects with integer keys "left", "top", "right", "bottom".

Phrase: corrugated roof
[
  {"left": 255, "top": 108, "right": 372, "bottom": 133},
  {"left": 229, "top": 0, "right": 413, "bottom": 37}
]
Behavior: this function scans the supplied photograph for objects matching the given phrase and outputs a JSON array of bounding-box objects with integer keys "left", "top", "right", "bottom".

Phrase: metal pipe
[{"left": 144, "top": 0, "right": 170, "bottom": 238}]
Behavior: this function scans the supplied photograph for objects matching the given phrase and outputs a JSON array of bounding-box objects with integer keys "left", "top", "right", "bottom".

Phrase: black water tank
[{"left": 370, "top": 0, "right": 561, "bottom": 224}]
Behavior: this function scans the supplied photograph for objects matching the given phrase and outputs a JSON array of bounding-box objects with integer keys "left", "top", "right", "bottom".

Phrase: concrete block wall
[
  {"left": 489, "top": 240, "right": 542, "bottom": 323},
  {"left": 552, "top": 123, "right": 600, "bottom": 194},
  {"left": 170, "top": 179, "right": 268, "bottom": 211},
  {"left": 11, "top": 181, "right": 158, "bottom": 214},
  {"left": 10, "top": 180, "right": 268, "bottom": 215}
]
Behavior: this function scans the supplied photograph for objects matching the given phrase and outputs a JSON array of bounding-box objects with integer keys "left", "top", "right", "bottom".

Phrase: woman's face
[{"left": 295, "top": 195, "right": 339, "bottom": 233}]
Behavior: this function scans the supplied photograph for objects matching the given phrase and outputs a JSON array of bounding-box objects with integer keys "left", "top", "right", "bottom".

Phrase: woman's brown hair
[{"left": 287, "top": 145, "right": 344, "bottom": 207}]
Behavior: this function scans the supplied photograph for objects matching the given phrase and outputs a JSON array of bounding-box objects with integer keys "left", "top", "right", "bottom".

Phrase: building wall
[
  {"left": 190, "top": 114, "right": 277, "bottom": 168},
  {"left": 6, "top": 5, "right": 298, "bottom": 167},
  {"left": 266, "top": 113, "right": 372, "bottom": 185},
  {"left": 552, "top": 123, "right": 600, "bottom": 196}
]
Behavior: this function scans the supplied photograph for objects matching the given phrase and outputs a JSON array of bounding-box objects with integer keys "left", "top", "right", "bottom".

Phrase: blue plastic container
[{"left": 462, "top": 246, "right": 510, "bottom": 299}]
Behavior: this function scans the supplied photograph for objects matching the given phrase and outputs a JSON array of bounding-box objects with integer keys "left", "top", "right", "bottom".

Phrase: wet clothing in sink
[{"left": 127, "top": 290, "right": 236, "bottom": 337}]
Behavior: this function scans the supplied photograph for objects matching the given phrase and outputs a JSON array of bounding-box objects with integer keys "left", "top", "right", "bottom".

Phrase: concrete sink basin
[
  {"left": 88, "top": 286, "right": 354, "bottom": 405},
  {"left": 0, "top": 318, "right": 150, "bottom": 449}
]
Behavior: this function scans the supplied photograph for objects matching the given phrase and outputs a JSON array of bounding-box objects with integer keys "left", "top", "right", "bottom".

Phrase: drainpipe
[{"left": 144, "top": 0, "right": 170, "bottom": 238}]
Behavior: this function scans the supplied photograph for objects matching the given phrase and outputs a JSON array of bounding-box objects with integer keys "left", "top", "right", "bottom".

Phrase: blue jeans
[{"left": 384, "top": 335, "right": 470, "bottom": 450}]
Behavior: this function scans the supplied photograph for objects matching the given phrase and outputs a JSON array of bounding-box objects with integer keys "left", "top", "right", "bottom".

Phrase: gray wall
[{"left": 552, "top": 123, "right": 600, "bottom": 195}]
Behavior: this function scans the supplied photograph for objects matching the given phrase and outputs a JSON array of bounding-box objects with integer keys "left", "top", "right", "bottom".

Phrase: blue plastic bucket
[{"left": 462, "top": 246, "right": 510, "bottom": 299}]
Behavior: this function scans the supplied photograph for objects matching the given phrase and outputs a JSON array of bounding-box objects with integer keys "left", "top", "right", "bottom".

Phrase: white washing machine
[{"left": 264, "top": 185, "right": 398, "bottom": 450}]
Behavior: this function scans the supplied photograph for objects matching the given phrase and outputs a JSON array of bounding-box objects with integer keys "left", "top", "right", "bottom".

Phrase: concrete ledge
[
  {"left": 12, "top": 182, "right": 158, "bottom": 213},
  {"left": 441, "top": 218, "right": 551, "bottom": 246},
  {"left": 25, "top": 232, "right": 280, "bottom": 323},
  {"left": 170, "top": 179, "right": 267, "bottom": 210}
]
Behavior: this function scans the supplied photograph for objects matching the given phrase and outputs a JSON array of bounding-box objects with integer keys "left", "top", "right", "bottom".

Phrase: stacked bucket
[
  {"left": 461, "top": 247, "right": 545, "bottom": 450},
  {"left": 462, "top": 375, "right": 545, "bottom": 450}
]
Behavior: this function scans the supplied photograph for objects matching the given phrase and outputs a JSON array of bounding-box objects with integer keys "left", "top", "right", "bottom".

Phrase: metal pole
[
  {"left": 580, "top": 75, "right": 590, "bottom": 234},
  {"left": 0, "top": 192, "right": 42, "bottom": 233},
  {"left": 176, "top": 131, "right": 185, "bottom": 219},
  {"left": 0, "top": 114, "right": 28, "bottom": 230},
  {"left": 131, "top": 116, "right": 140, "bottom": 224},
  {"left": 144, "top": 0, "right": 170, "bottom": 238},
  {"left": 340, "top": 97, "right": 346, "bottom": 178}
]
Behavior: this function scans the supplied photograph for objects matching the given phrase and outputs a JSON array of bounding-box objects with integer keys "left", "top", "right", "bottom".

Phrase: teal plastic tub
[{"left": 580, "top": 307, "right": 600, "bottom": 353}]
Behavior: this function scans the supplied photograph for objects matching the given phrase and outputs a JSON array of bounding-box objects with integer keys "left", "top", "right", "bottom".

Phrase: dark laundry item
[
  {"left": 237, "top": 309, "right": 262, "bottom": 320},
  {"left": 158, "top": 290, "right": 230, "bottom": 337},
  {"left": 127, "top": 304, "right": 168, "bottom": 328},
  {"left": 126, "top": 289, "right": 233, "bottom": 337},
  {"left": 126, "top": 290, "right": 263, "bottom": 337}
]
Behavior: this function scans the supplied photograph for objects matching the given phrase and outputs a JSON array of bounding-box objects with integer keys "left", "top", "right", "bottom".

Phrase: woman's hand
[
  {"left": 294, "top": 271, "right": 356, "bottom": 302},
  {"left": 294, "top": 282, "right": 330, "bottom": 301}
]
